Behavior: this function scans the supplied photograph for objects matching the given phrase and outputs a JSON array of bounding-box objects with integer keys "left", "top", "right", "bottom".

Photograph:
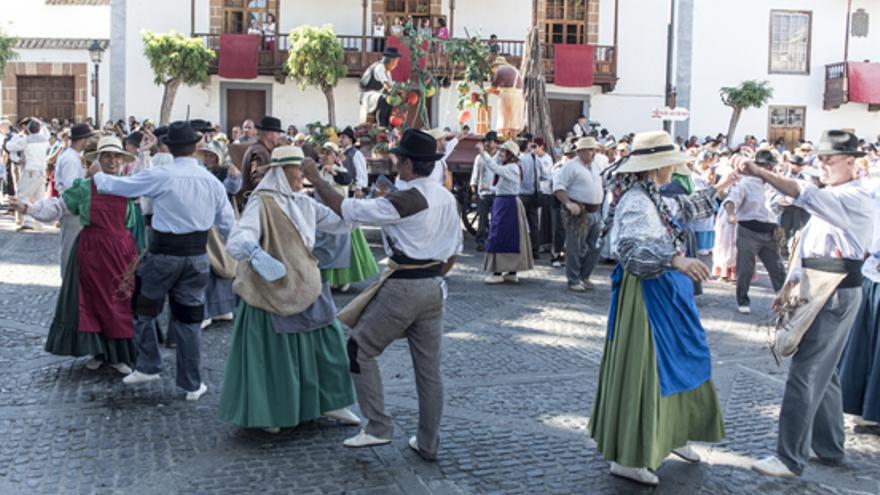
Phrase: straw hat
[
  {"left": 84, "top": 135, "right": 135, "bottom": 163},
  {"left": 499, "top": 140, "right": 520, "bottom": 159},
  {"left": 816, "top": 130, "right": 866, "bottom": 157},
  {"left": 322, "top": 141, "right": 341, "bottom": 154},
  {"left": 575, "top": 137, "right": 599, "bottom": 151},
  {"left": 196, "top": 140, "right": 228, "bottom": 164},
  {"left": 615, "top": 131, "right": 692, "bottom": 174},
  {"left": 262, "top": 145, "right": 305, "bottom": 168},
  {"left": 492, "top": 56, "right": 509, "bottom": 68}
]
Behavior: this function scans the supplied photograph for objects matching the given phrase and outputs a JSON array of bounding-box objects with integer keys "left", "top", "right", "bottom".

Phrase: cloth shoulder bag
[
  {"left": 207, "top": 226, "right": 237, "bottom": 279},
  {"left": 338, "top": 260, "right": 441, "bottom": 328},
  {"left": 233, "top": 193, "right": 323, "bottom": 316}
]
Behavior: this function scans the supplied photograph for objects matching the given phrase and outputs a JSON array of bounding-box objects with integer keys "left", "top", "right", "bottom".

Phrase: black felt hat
[
  {"left": 255, "top": 116, "right": 283, "bottom": 133},
  {"left": 390, "top": 129, "right": 444, "bottom": 162},
  {"left": 69, "top": 123, "right": 94, "bottom": 141},
  {"left": 382, "top": 47, "right": 401, "bottom": 58},
  {"left": 163, "top": 121, "right": 201, "bottom": 146},
  {"left": 482, "top": 130, "right": 499, "bottom": 143},
  {"left": 189, "top": 119, "right": 214, "bottom": 133},
  {"left": 816, "top": 130, "right": 866, "bottom": 157},
  {"left": 754, "top": 150, "right": 778, "bottom": 167},
  {"left": 340, "top": 126, "right": 356, "bottom": 142}
]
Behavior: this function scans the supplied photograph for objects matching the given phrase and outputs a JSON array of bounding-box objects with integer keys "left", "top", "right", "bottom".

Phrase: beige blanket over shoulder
[
  {"left": 232, "top": 193, "right": 323, "bottom": 316},
  {"left": 207, "top": 226, "right": 237, "bottom": 279}
]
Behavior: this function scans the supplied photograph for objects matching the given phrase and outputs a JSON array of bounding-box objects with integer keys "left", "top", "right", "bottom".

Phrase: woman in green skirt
[
  {"left": 221, "top": 145, "right": 360, "bottom": 434},
  {"left": 313, "top": 142, "right": 379, "bottom": 292},
  {"left": 590, "top": 131, "right": 737, "bottom": 485},
  {"left": 10, "top": 136, "right": 140, "bottom": 374}
]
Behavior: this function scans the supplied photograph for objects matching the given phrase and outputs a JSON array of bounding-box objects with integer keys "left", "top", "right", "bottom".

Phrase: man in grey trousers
[
  {"left": 90, "top": 121, "right": 235, "bottom": 401},
  {"left": 740, "top": 131, "right": 874, "bottom": 478},
  {"left": 304, "top": 129, "right": 462, "bottom": 460}
]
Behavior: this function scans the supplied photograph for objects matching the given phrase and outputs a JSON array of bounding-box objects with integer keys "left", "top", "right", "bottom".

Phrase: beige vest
[{"left": 233, "top": 193, "right": 323, "bottom": 316}]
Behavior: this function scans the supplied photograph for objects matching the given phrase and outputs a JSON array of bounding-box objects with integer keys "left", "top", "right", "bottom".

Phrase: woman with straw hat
[
  {"left": 9, "top": 136, "right": 141, "bottom": 374},
  {"left": 220, "top": 145, "right": 360, "bottom": 433},
  {"left": 589, "top": 130, "right": 738, "bottom": 486},
  {"left": 313, "top": 141, "right": 379, "bottom": 293},
  {"left": 478, "top": 139, "right": 533, "bottom": 284}
]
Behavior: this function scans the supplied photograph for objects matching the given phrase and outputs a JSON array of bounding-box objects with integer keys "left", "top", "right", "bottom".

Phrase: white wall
[
  {"left": 283, "top": 0, "right": 370, "bottom": 36},
  {"left": 0, "top": 0, "right": 110, "bottom": 39},
  {"left": 443, "top": 0, "right": 531, "bottom": 40},
  {"left": 688, "top": 0, "right": 880, "bottom": 143}
]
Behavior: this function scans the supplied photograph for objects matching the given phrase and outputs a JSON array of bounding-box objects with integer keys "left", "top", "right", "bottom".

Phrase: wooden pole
[
  {"left": 521, "top": 26, "right": 556, "bottom": 161},
  {"left": 449, "top": 0, "right": 455, "bottom": 38},
  {"left": 361, "top": 0, "right": 368, "bottom": 66},
  {"left": 275, "top": 0, "right": 281, "bottom": 67},
  {"left": 190, "top": 0, "right": 195, "bottom": 36},
  {"left": 844, "top": 0, "right": 851, "bottom": 61}
]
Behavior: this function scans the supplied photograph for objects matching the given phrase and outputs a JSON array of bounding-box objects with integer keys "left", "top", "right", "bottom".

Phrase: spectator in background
[
  {"left": 235, "top": 119, "right": 257, "bottom": 145},
  {"left": 572, "top": 115, "right": 589, "bottom": 138},
  {"left": 488, "top": 35, "right": 500, "bottom": 56},
  {"left": 372, "top": 15, "right": 386, "bottom": 52},
  {"left": 7, "top": 119, "right": 50, "bottom": 230},
  {"left": 436, "top": 17, "right": 449, "bottom": 40},
  {"left": 287, "top": 125, "right": 298, "bottom": 140},
  {"left": 389, "top": 17, "right": 404, "bottom": 37},
  {"left": 418, "top": 18, "right": 433, "bottom": 38},
  {"left": 231, "top": 126, "right": 243, "bottom": 143},
  {"left": 263, "top": 13, "right": 276, "bottom": 50}
]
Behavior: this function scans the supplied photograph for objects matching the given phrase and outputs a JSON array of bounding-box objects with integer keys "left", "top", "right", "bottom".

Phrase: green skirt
[
  {"left": 322, "top": 228, "right": 380, "bottom": 287},
  {"left": 130, "top": 202, "right": 147, "bottom": 253},
  {"left": 44, "top": 236, "right": 137, "bottom": 366},
  {"left": 589, "top": 271, "right": 724, "bottom": 470},
  {"left": 219, "top": 300, "right": 356, "bottom": 428}
]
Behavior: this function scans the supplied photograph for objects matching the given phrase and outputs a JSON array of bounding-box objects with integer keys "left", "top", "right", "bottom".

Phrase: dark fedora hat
[
  {"left": 69, "top": 123, "right": 94, "bottom": 141},
  {"left": 789, "top": 154, "right": 805, "bottom": 166},
  {"left": 340, "top": 126, "right": 356, "bottom": 142},
  {"left": 382, "top": 47, "right": 401, "bottom": 58},
  {"left": 255, "top": 116, "right": 283, "bottom": 133},
  {"left": 754, "top": 149, "right": 778, "bottom": 167},
  {"left": 163, "top": 121, "right": 201, "bottom": 146},
  {"left": 390, "top": 129, "right": 444, "bottom": 162},
  {"left": 189, "top": 119, "right": 214, "bottom": 133},
  {"left": 816, "top": 130, "right": 866, "bottom": 157},
  {"left": 154, "top": 125, "right": 169, "bottom": 143},
  {"left": 482, "top": 130, "right": 499, "bottom": 143}
]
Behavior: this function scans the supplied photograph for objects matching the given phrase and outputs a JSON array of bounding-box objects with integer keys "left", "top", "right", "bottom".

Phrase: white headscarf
[{"left": 251, "top": 165, "right": 318, "bottom": 249}]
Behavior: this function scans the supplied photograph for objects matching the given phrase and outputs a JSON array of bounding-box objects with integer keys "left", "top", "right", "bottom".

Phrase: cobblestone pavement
[{"left": 1, "top": 212, "right": 879, "bottom": 495}]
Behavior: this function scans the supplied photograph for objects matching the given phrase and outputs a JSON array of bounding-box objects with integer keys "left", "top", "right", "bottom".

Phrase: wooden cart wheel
[{"left": 459, "top": 192, "right": 479, "bottom": 236}]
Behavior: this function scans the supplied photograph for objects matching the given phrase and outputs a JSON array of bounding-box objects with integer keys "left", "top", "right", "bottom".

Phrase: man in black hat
[
  {"left": 89, "top": 121, "right": 236, "bottom": 401},
  {"left": 302, "top": 128, "right": 462, "bottom": 461},
  {"left": 742, "top": 130, "right": 875, "bottom": 479},
  {"left": 359, "top": 47, "right": 400, "bottom": 126},
  {"left": 53, "top": 123, "right": 94, "bottom": 276},
  {"left": 339, "top": 126, "right": 368, "bottom": 196},
  {"left": 241, "top": 116, "right": 283, "bottom": 200},
  {"left": 722, "top": 149, "right": 786, "bottom": 314},
  {"left": 469, "top": 131, "right": 500, "bottom": 250}
]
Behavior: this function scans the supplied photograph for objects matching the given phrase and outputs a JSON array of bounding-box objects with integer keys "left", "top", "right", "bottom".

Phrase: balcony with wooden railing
[
  {"left": 195, "top": 33, "right": 618, "bottom": 92},
  {"left": 824, "top": 61, "right": 880, "bottom": 112}
]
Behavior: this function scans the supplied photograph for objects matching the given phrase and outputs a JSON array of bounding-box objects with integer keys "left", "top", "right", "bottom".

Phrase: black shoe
[{"left": 476, "top": 243, "right": 485, "bottom": 252}]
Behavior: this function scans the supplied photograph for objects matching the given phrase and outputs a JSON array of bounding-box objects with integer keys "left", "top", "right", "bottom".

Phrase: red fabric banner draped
[
  {"left": 847, "top": 62, "right": 880, "bottom": 105},
  {"left": 554, "top": 44, "right": 595, "bottom": 87},
  {"left": 219, "top": 34, "right": 261, "bottom": 80},
  {"left": 385, "top": 36, "right": 428, "bottom": 82}
]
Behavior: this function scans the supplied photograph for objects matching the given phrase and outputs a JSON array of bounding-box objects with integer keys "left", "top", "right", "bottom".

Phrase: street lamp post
[{"left": 88, "top": 40, "right": 105, "bottom": 125}]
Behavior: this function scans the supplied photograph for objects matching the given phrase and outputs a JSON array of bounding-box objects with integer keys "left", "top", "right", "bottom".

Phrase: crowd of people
[{"left": 1, "top": 110, "right": 879, "bottom": 487}]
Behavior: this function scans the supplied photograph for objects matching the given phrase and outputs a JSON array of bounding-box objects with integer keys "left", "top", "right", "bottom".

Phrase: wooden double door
[
  {"left": 17, "top": 76, "right": 75, "bottom": 121},
  {"left": 226, "top": 88, "right": 267, "bottom": 135},
  {"left": 549, "top": 98, "right": 585, "bottom": 140}
]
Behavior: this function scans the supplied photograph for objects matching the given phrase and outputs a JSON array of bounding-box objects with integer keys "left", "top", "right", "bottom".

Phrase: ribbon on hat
[{"left": 630, "top": 144, "right": 676, "bottom": 156}]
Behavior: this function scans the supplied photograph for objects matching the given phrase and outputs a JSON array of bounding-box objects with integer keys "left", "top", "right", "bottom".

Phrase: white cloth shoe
[
  {"left": 568, "top": 283, "right": 586, "bottom": 292},
  {"left": 581, "top": 280, "right": 595, "bottom": 290},
  {"left": 85, "top": 357, "right": 103, "bottom": 370},
  {"left": 323, "top": 408, "right": 361, "bottom": 425},
  {"left": 214, "top": 312, "right": 234, "bottom": 322},
  {"left": 672, "top": 445, "right": 701, "bottom": 463},
  {"left": 503, "top": 273, "right": 519, "bottom": 283},
  {"left": 609, "top": 462, "right": 659, "bottom": 486},
  {"left": 737, "top": 305, "right": 751, "bottom": 315},
  {"left": 408, "top": 435, "right": 419, "bottom": 453},
  {"left": 122, "top": 370, "right": 161, "bottom": 385},
  {"left": 855, "top": 416, "right": 879, "bottom": 427},
  {"left": 752, "top": 456, "right": 797, "bottom": 478},
  {"left": 484, "top": 274, "right": 505, "bottom": 285},
  {"left": 200, "top": 319, "right": 213, "bottom": 329},
  {"left": 110, "top": 363, "right": 132, "bottom": 375},
  {"left": 343, "top": 430, "right": 391, "bottom": 448},
  {"left": 185, "top": 383, "right": 208, "bottom": 401}
]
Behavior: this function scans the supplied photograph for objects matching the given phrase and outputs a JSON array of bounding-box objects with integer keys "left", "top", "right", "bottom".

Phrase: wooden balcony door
[
  {"left": 768, "top": 106, "right": 805, "bottom": 149},
  {"left": 226, "top": 88, "right": 267, "bottom": 134}
]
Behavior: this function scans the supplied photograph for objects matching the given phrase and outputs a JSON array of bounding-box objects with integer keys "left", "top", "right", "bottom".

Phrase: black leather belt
[
  {"left": 389, "top": 254, "right": 443, "bottom": 279},
  {"left": 149, "top": 230, "right": 209, "bottom": 256},
  {"left": 802, "top": 257, "right": 863, "bottom": 289}
]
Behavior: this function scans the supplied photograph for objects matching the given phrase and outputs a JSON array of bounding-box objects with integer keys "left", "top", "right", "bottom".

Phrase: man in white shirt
[
  {"left": 723, "top": 150, "right": 787, "bottom": 314},
  {"left": 572, "top": 115, "right": 589, "bottom": 138},
  {"left": 54, "top": 123, "right": 93, "bottom": 276},
  {"left": 303, "top": 129, "right": 462, "bottom": 461},
  {"left": 7, "top": 119, "right": 50, "bottom": 230},
  {"left": 533, "top": 137, "right": 555, "bottom": 252},
  {"left": 553, "top": 137, "right": 607, "bottom": 291},
  {"left": 746, "top": 131, "right": 875, "bottom": 479},
  {"left": 339, "top": 127, "right": 369, "bottom": 196},
  {"left": 469, "top": 131, "right": 500, "bottom": 250},
  {"left": 358, "top": 48, "right": 400, "bottom": 126}
]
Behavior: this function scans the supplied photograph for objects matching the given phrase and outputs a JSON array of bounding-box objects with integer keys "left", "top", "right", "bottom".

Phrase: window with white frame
[{"left": 770, "top": 10, "right": 811, "bottom": 74}]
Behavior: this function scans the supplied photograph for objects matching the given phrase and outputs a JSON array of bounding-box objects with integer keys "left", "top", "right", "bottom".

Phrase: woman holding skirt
[
  {"left": 590, "top": 131, "right": 737, "bottom": 485},
  {"left": 480, "top": 140, "right": 533, "bottom": 284},
  {"left": 314, "top": 142, "right": 379, "bottom": 292},
  {"left": 10, "top": 136, "right": 139, "bottom": 374},
  {"left": 220, "top": 146, "right": 360, "bottom": 433}
]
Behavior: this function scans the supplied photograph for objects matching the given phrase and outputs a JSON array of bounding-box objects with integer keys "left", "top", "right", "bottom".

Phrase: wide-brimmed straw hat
[
  {"left": 499, "top": 140, "right": 520, "bottom": 159},
  {"left": 263, "top": 145, "right": 305, "bottom": 168},
  {"left": 84, "top": 135, "right": 136, "bottom": 163},
  {"left": 816, "top": 130, "right": 866, "bottom": 157},
  {"left": 322, "top": 141, "right": 341, "bottom": 154},
  {"left": 575, "top": 137, "right": 598, "bottom": 151},
  {"left": 615, "top": 131, "right": 693, "bottom": 174}
]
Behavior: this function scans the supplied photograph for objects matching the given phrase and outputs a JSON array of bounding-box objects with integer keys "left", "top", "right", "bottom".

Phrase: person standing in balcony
[
  {"left": 372, "top": 15, "right": 386, "bottom": 53},
  {"left": 263, "top": 13, "right": 276, "bottom": 51},
  {"left": 435, "top": 17, "right": 449, "bottom": 40},
  {"left": 389, "top": 17, "right": 403, "bottom": 38}
]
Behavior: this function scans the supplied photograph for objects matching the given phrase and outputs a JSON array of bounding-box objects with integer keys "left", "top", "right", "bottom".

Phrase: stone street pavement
[{"left": 1, "top": 212, "right": 879, "bottom": 495}]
